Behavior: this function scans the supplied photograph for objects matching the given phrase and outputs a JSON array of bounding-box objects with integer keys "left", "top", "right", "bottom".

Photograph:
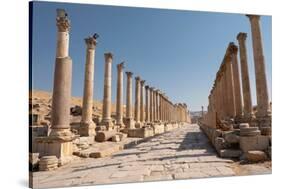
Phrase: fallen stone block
[
  {"left": 260, "top": 127, "right": 271, "bottom": 136},
  {"left": 152, "top": 124, "right": 165, "bottom": 135},
  {"left": 220, "top": 149, "right": 242, "bottom": 158},
  {"left": 116, "top": 132, "right": 127, "bottom": 140},
  {"left": 127, "top": 128, "right": 154, "bottom": 138},
  {"left": 214, "top": 137, "right": 230, "bottom": 152},
  {"left": 240, "top": 135, "right": 269, "bottom": 152},
  {"left": 95, "top": 131, "right": 117, "bottom": 142},
  {"left": 89, "top": 145, "right": 120, "bottom": 158},
  {"left": 112, "top": 135, "right": 121, "bottom": 142},
  {"left": 223, "top": 131, "right": 240, "bottom": 144},
  {"left": 239, "top": 123, "right": 249, "bottom": 129},
  {"left": 245, "top": 150, "right": 268, "bottom": 162},
  {"left": 39, "top": 156, "right": 58, "bottom": 171}
]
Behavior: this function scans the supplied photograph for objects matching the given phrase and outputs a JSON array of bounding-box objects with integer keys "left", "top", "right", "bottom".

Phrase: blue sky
[{"left": 31, "top": 1, "right": 272, "bottom": 111}]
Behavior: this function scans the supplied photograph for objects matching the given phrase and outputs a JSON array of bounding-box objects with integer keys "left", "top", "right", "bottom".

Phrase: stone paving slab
[{"left": 31, "top": 124, "right": 263, "bottom": 189}]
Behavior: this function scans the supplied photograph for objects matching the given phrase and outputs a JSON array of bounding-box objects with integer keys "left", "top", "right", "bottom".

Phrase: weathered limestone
[
  {"left": 116, "top": 62, "right": 125, "bottom": 128},
  {"left": 125, "top": 72, "right": 135, "bottom": 129},
  {"left": 230, "top": 43, "right": 243, "bottom": 118},
  {"left": 145, "top": 85, "right": 150, "bottom": 123},
  {"left": 134, "top": 76, "right": 141, "bottom": 127},
  {"left": 37, "top": 9, "right": 75, "bottom": 165},
  {"left": 80, "top": 35, "right": 97, "bottom": 136},
  {"left": 246, "top": 15, "right": 271, "bottom": 125},
  {"left": 140, "top": 80, "right": 146, "bottom": 123},
  {"left": 237, "top": 32, "right": 254, "bottom": 119},
  {"left": 101, "top": 53, "right": 114, "bottom": 129}
]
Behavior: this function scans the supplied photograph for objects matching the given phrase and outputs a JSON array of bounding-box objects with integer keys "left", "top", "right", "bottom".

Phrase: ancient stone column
[
  {"left": 164, "top": 97, "right": 168, "bottom": 122},
  {"left": 125, "top": 72, "right": 135, "bottom": 129},
  {"left": 116, "top": 62, "right": 125, "bottom": 128},
  {"left": 50, "top": 9, "right": 73, "bottom": 138},
  {"left": 80, "top": 35, "right": 97, "bottom": 136},
  {"left": 159, "top": 92, "right": 162, "bottom": 122},
  {"left": 134, "top": 77, "right": 141, "bottom": 126},
  {"left": 101, "top": 52, "right": 114, "bottom": 129},
  {"left": 45, "top": 9, "right": 74, "bottom": 164},
  {"left": 237, "top": 32, "right": 254, "bottom": 119},
  {"left": 153, "top": 89, "right": 157, "bottom": 122},
  {"left": 145, "top": 85, "right": 150, "bottom": 123},
  {"left": 246, "top": 15, "right": 270, "bottom": 119},
  {"left": 222, "top": 67, "right": 229, "bottom": 118},
  {"left": 140, "top": 80, "right": 146, "bottom": 123},
  {"left": 150, "top": 87, "right": 154, "bottom": 122},
  {"left": 225, "top": 46, "right": 236, "bottom": 118},
  {"left": 230, "top": 43, "right": 243, "bottom": 118},
  {"left": 155, "top": 90, "right": 160, "bottom": 121}
]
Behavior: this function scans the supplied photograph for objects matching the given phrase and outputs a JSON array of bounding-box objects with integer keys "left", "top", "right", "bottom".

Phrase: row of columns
[
  {"left": 206, "top": 15, "right": 270, "bottom": 127},
  {"left": 41, "top": 8, "right": 192, "bottom": 163},
  {"left": 124, "top": 73, "right": 190, "bottom": 129}
]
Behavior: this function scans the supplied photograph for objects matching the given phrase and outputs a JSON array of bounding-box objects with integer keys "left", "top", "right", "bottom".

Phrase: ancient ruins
[
  {"left": 30, "top": 9, "right": 191, "bottom": 172},
  {"left": 200, "top": 15, "right": 271, "bottom": 161},
  {"left": 29, "top": 9, "right": 271, "bottom": 188}
]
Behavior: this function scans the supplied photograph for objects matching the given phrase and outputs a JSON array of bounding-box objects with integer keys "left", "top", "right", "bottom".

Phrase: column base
[
  {"left": 116, "top": 122, "right": 125, "bottom": 129},
  {"left": 80, "top": 121, "right": 96, "bottom": 137},
  {"left": 256, "top": 114, "right": 272, "bottom": 128},
  {"left": 35, "top": 128, "right": 78, "bottom": 166},
  {"left": 124, "top": 118, "right": 135, "bottom": 129},
  {"left": 151, "top": 123, "right": 165, "bottom": 134},
  {"left": 135, "top": 122, "right": 144, "bottom": 128},
  {"left": 100, "top": 118, "right": 114, "bottom": 130}
]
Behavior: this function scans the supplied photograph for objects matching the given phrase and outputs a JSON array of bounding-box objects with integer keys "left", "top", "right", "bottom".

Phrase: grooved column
[
  {"left": 247, "top": 15, "right": 270, "bottom": 118},
  {"left": 80, "top": 36, "right": 97, "bottom": 136},
  {"left": 230, "top": 43, "right": 243, "bottom": 118},
  {"left": 237, "top": 32, "right": 254, "bottom": 118},
  {"left": 101, "top": 52, "right": 113, "bottom": 129},
  {"left": 145, "top": 85, "right": 150, "bottom": 123},
  {"left": 116, "top": 62, "right": 125, "bottom": 127},
  {"left": 140, "top": 80, "right": 145, "bottom": 123},
  {"left": 125, "top": 72, "right": 134, "bottom": 129}
]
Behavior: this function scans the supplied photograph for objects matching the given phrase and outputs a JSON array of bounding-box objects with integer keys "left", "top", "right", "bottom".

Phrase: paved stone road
[{"left": 32, "top": 124, "right": 236, "bottom": 188}]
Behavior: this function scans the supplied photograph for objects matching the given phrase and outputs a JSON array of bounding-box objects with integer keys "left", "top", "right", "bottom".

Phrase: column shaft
[
  {"left": 237, "top": 32, "right": 253, "bottom": 118},
  {"left": 116, "top": 62, "right": 125, "bottom": 127}
]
